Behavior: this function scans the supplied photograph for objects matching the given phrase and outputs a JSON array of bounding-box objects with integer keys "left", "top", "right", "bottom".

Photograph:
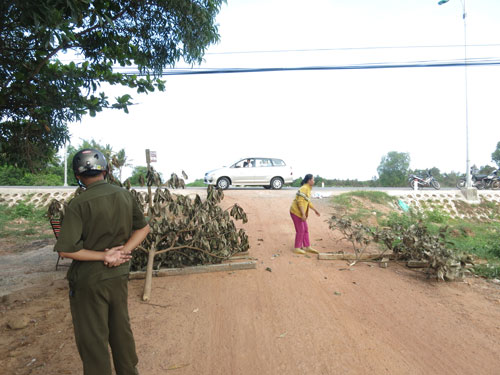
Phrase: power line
[
  {"left": 205, "top": 43, "right": 500, "bottom": 55},
  {"left": 56, "top": 43, "right": 500, "bottom": 63},
  {"left": 116, "top": 59, "right": 500, "bottom": 76}
]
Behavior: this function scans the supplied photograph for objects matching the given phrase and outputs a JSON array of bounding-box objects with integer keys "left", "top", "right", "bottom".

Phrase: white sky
[{"left": 66, "top": 0, "right": 500, "bottom": 181}]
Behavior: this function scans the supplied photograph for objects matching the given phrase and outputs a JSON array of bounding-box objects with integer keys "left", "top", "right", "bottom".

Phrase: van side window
[
  {"left": 233, "top": 160, "right": 245, "bottom": 168},
  {"left": 271, "top": 159, "right": 285, "bottom": 166},
  {"left": 257, "top": 158, "right": 272, "bottom": 167}
]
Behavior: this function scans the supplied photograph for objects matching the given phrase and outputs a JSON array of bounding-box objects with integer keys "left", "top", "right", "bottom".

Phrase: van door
[
  {"left": 253, "top": 158, "right": 273, "bottom": 183},
  {"left": 231, "top": 159, "right": 255, "bottom": 184}
]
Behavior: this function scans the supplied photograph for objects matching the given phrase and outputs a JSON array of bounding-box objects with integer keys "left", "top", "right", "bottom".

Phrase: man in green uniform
[{"left": 54, "top": 148, "right": 150, "bottom": 375}]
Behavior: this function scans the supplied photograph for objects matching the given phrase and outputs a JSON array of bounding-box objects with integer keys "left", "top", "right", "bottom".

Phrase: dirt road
[{"left": 1, "top": 189, "right": 500, "bottom": 374}]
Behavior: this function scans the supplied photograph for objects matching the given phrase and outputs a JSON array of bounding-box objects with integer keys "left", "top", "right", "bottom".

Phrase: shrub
[
  {"left": 424, "top": 209, "right": 450, "bottom": 224},
  {"left": 12, "top": 201, "right": 35, "bottom": 218},
  {"left": 0, "top": 165, "right": 63, "bottom": 186}
]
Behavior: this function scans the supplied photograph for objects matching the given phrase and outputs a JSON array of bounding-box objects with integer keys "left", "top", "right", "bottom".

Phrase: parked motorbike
[
  {"left": 408, "top": 171, "right": 441, "bottom": 190},
  {"left": 456, "top": 169, "right": 500, "bottom": 190}
]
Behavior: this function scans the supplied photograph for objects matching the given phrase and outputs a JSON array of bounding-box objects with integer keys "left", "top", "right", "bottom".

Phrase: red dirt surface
[{"left": 1, "top": 189, "right": 500, "bottom": 375}]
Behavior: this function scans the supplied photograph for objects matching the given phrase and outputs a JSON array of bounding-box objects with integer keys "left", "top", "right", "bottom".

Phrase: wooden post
[
  {"left": 130, "top": 260, "right": 257, "bottom": 280},
  {"left": 318, "top": 252, "right": 395, "bottom": 261},
  {"left": 142, "top": 245, "right": 156, "bottom": 301},
  {"left": 407, "top": 260, "right": 429, "bottom": 268},
  {"left": 143, "top": 148, "right": 154, "bottom": 301},
  {"left": 145, "top": 149, "right": 152, "bottom": 209}
]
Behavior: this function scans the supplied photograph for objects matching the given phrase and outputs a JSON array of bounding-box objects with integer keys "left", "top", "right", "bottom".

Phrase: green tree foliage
[
  {"left": 471, "top": 164, "right": 496, "bottom": 175},
  {"left": 491, "top": 141, "right": 500, "bottom": 167},
  {"left": 112, "top": 148, "right": 131, "bottom": 181},
  {"left": 0, "top": 0, "right": 224, "bottom": 171},
  {"left": 0, "top": 165, "right": 62, "bottom": 185},
  {"left": 0, "top": 139, "right": 133, "bottom": 186},
  {"left": 439, "top": 171, "right": 462, "bottom": 187},
  {"left": 128, "top": 166, "right": 148, "bottom": 186},
  {"left": 377, "top": 151, "right": 410, "bottom": 187},
  {"left": 410, "top": 167, "right": 441, "bottom": 180},
  {"left": 63, "top": 140, "right": 130, "bottom": 185},
  {"left": 290, "top": 176, "right": 378, "bottom": 188}
]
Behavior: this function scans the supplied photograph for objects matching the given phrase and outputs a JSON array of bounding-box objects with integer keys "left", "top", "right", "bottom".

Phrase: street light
[
  {"left": 63, "top": 142, "right": 68, "bottom": 187},
  {"left": 438, "top": 0, "right": 472, "bottom": 189}
]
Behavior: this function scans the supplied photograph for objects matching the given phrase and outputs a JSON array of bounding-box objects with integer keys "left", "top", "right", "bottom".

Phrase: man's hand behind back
[{"left": 104, "top": 246, "right": 131, "bottom": 267}]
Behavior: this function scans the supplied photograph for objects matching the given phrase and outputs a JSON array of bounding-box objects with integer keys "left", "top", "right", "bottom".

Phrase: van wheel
[
  {"left": 217, "top": 177, "right": 230, "bottom": 190},
  {"left": 271, "top": 177, "right": 283, "bottom": 190}
]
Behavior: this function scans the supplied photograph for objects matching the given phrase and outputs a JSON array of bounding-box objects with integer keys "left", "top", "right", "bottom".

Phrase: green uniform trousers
[{"left": 69, "top": 274, "right": 139, "bottom": 375}]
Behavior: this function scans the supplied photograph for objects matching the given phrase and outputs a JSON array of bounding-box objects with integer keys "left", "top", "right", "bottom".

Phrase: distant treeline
[
  {"left": 0, "top": 165, "right": 496, "bottom": 189},
  {"left": 291, "top": 177, "right": 377, "bottom": 188},
  {"left": 291, "top": 168, "right": 489, "bottom": 188}
]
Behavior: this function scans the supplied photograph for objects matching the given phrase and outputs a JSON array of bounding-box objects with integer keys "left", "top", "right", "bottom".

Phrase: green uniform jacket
[{"left": 54, "top": 180, "right": 147, "bottom": 284}]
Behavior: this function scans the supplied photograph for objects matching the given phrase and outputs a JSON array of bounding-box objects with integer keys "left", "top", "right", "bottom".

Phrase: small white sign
[{"left": 150, "top": 151, "right": 157, "bottom": 163}]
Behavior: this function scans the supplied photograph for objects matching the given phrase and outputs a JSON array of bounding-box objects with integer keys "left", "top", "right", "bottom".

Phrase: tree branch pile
[
  {"left": 166, "top": 173, "right": 186, "bottom": 189},
  {"left": 131, "top": 185, "right": 249, "bottom": 271},
  {"left": 328, "top": 214, "right": 473, "bottom": 281}
]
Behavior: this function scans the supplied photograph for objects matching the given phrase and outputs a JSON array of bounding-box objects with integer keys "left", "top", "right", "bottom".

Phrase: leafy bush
[
  {"left": 0, "top": 165, "right": 63, "bottom": 186},
  {"left": 12, "top": 201, "right": 35, "bottom": 218},
  {"left": 0, "top": 165, "right": 28, "bottom": 185},
  {"left": 424, "top": 209, "right": 450, "bottom": 224},
  {"left": 7, "top": 201, "right": 47, "bottom": 222},
  {"left": 382, "top": 211, "right": 422, "bottom": 229},
  {"left": 23, "top": 173, "right": 63, "bottom": 186}
]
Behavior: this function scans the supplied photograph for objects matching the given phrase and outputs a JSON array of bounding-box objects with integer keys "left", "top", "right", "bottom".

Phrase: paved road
[{"left": 0, "top": 185, "right": 459, "bottom": 192}]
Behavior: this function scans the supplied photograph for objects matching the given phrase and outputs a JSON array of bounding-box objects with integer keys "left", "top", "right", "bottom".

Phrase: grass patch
[
  {"left": 345, "top": 191, "right": 393, "bottom": 205},
  {"left": 186, "top": 179, "right": 206, "bottom": 187},
  {"left": 450, "top": 221, "right": 500, "bottom": 261},
  {"left": 473, "top": 264, "right": 500, "bottom": 279},
  {"left": 332, "top": 191, "right": 394, "bottom": 209},
  {"left": 348, "top": 209, "right": 373, "bottom": 222},
  {"left": 332, "top": 194, "right": 354, "bottom": 209},
  {"left": 332, "top": 191, "right": 398, "bottom": 227},
  {"left": 0, "top": 201, "right": 53, "bottom": 246},
  {"left": 423, "top": 208, "right": 450, "bottom": 224}
]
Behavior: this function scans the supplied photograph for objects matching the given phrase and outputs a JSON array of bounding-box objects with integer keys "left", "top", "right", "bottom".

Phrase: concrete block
[{"left": 461, "top": 188, "right": 479, "bottom": 202}]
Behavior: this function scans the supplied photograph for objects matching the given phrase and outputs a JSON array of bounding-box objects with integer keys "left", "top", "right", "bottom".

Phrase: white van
[{"left": 204, "top": 158, "right": 293, "bottom": 190}]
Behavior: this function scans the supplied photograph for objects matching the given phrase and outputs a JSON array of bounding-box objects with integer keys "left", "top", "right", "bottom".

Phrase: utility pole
[{"left": 438, "top": 0, "right": 476, "bottom": 200}]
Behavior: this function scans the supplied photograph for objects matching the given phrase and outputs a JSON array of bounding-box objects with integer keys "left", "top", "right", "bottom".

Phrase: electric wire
[
  {"left": 55, "top": 43, "right": 500, "bottom": 63},
  {"left": 205, "top": 43, "right": 500, "bottom": 55},
  {"left": 110, "top": 58, "right": 500, "bottom": 77},
  {"left": 52, "top": 43, "right": 500, "bottom": 77}
]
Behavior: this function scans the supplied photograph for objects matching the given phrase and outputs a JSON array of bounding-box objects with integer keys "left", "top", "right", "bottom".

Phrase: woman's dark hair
[{"left": 301, "top": 174, "right": 313, "bottom": 186}]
